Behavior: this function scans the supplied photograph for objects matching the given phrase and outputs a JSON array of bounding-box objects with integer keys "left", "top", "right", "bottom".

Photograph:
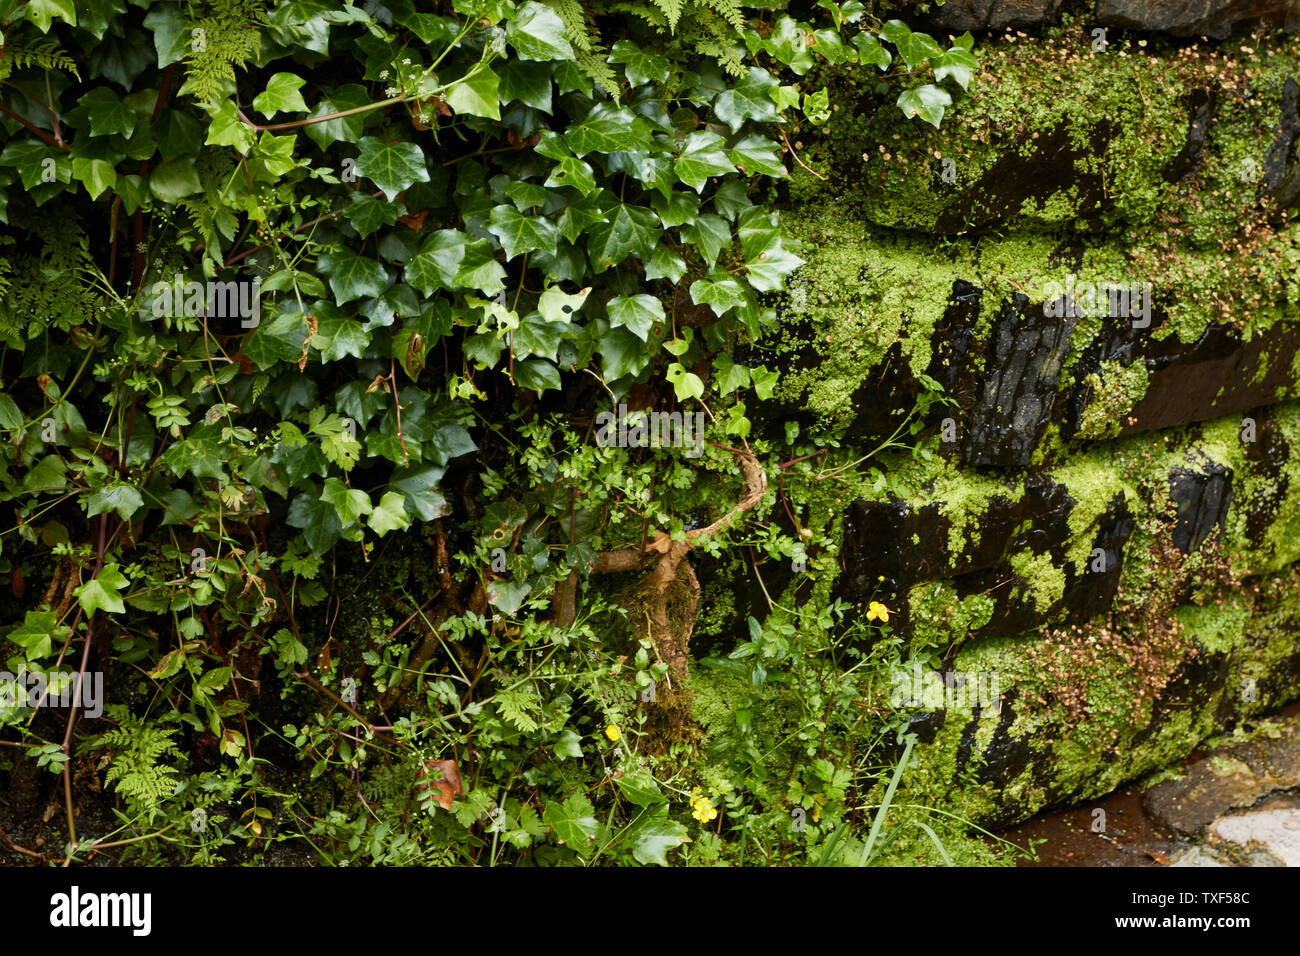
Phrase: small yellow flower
[
  {"left": 867, "top": 601, "right": 891, "bottom": 623},
  {"left": 604, "top": 724, "right": 621, "bottom": 742},
  {"left": 689, "top": 787, "right": 718, "bottom": 823}
]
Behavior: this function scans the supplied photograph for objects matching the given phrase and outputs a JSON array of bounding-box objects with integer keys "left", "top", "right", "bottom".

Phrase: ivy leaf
[
  {"left": 896, "top": 84, "right": 953, "bottom": 129},
  {"left": 319, "top": 248, "right": 390, "bottom": 304},
  {"left": 488, "top": 204, "right": 559, "bottom": 259},
  {"left": 712, "top": 66, "right": 778, "bottom": 133},
  {"left": 514, "top": 358, "right": 562, "bottom": 393},
  {"left": 7, "top": 611, "right": 69, "bottom": 660},
  {"left": 545, "top": 155, "right": 597, "bottom": 196},
  {"left": 675, "top": 131, "right": 736, "bottom": 192},
  {"left": 76, "top": 564, "right": 130, "bottom": 617},
  {"left": 933, "top": 47, "right": 979, "bottom": 91},
  {"left": 453, "top": 239, "right": 507, "bottom": 293},
  {"left": 320, "top": 476, "right": 372, "bottom": 529},
  {"left": 27, "top": 0, "right": 77, "bottom": 32},
  {"left": 853, "top": 33, "right": 893, "bottom": 71},
  {"left": 303, "top": 84, "right": 370, "bottom": 151},
  {"left": 253, "top": 72, "right": 309, "bottom": 118},
  {"left": 588, "top": 204, "right": 656, "bottom": 271},
  {"left": 354, "top": 136, "right": 430, "bottom": 201},
  {"left": 609, "top": 39, "right": 671, "bottom": 87},
  {"left": 87, "top": 482, "right": 143, "bottom": 522},
  {"left": 729, "top": 134, "right": 787, "bottom": 178},
  {"left": 389, "top": 464, "right": 450, "bottom": 521},
  {"left": 607, "top": 294, "right": 663, "bottom": 341},
  {"left": 344, "top": 192, "right": 400, "bottom": 237},
  {"left": 666, "top": 363, "right": 705, "bottom": 401},
  {"left": 690, "top": 276, "right": 749, "bottom": 317},
  {"left": 538, "top": 285, "right": 590, "bottom": 323},
  {"left": 406, "top": 229, "right": 468, "bottom": 295},
  {"left": 598, "top": 328, "right": 649, "bottom": 381},
  {"left": 369, "top": 491, "right": 412, "bottom": 536},
  {"left": 487, "top": 579, "right": 532, "bottom": 615},
  {"left": 72, "top": 157, "right": 117, "bottom": 200},
  {"left": 445, "top": 67, "right": 501, "bottom": 121},
  {"left": 288, "top": 491, "right": 343, "bottom": 554},
  {"left": 507, "top": 1, "right": 574, "bottom": 61},
  {"left": 148, "top": 158, "right": 202, "bottom": 203},
  {"left": 204, "top": 99, "right": 256, "bottom": 154},
  {"left": 565, "top": 104, "right": 652, "bottom": 156},
  {"left": 76, "top": 88, "right": 137, "bottom": 138}
]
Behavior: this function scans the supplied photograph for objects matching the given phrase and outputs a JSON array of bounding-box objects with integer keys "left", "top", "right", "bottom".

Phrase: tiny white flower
[
  {"left": 385, "top": 86, "right": 398, "bottom": 97},
  {"left": 379, "top": 69, "right": 389, "bottom": 79},
  {"left": 135, "top": 242, "right": 147, "bottom": 254},
  {"left": 402, "top": 57, "right": 411, "bottom": 65}
]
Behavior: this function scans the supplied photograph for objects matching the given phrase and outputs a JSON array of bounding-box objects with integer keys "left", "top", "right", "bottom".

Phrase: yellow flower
[
  {"left": 689, "top": 787, "right": 718, "bottom": 823},
  {"left": 867, "top": 601, "right": 891, "bottom": 623},
  {"left": 604, "top": 724, "right": 620, "bottom": 742}
]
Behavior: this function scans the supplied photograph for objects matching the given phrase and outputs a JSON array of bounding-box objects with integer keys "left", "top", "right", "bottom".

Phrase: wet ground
[{"left": 996, "top": 702, "right": 1300, "bottom": 867}]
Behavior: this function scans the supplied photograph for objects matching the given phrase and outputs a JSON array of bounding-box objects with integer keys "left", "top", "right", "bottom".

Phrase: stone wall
[{"left": 756, "top": 14, "right": 1300, "bottom": 825}]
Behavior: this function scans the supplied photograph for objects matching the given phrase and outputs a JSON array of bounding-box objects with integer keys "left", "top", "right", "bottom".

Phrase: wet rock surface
[
  {"left": 926, "top": 0, "right": 1300, "bottom": 38},
  {"left": 1143, "top": 719, "right": 1300, "bottom": 835}
]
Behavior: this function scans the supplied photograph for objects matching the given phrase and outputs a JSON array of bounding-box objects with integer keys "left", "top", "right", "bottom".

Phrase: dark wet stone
[
  {"left": 1094, "top": 0, "right": 1300, "bottom": 39},
  {"left": 1164, "top": 90, "right": 1214, "bottom": 183},
  {"left": 1062, "top": 491, "right": 1133, "bottom": 620},
  {"left": 1264, "top": 76, "right": 1300, "bottom": 208},
  {"left": 1169, "top": 463, "right": 1233, "bottom": 553},
  {"left": 1143, "top": 717, "right": 1300, "bottom": 836},
  {"left": 928, "top": 0, "right": 1064, "bottom": 32},
  {"left": 1064, "top": 320, "right": 1300, "bottom": 442},
  {"left": 1243, "top": 407, "right": 1291, "bottom": 546},
  {"left": 960, "top": 293, "right": 1078, "bottom": 469}
]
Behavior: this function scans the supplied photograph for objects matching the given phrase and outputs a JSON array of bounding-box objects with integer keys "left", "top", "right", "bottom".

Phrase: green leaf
[
  {"left": 87, "top": 483, "right": 143, "bottom": 522},
  {"left": 933, "top": 47, "right": 979, "bottom": 91},
  {"left": 630, "top": 809, "right": 690, "bottom": 866},
  {"left": 896, "top": 83, "right": 953, "bottom": 129},
  {"left": 344, "top": 192, "right": 400, "bottom": 237},
  {"left": 729, "top": 134, "right": 787, "bottom": 178},
  {"left": 406, "top": 229, "right": 468, "bottom": 295},
  {"left": 675, "top": 131, "right": 736, "bottom": 192},
  {"left": 712, "top": 66, "right": 779, "bottom": 133},
  {"left": 76, "top": 564, "right": 130, "bottom": 617},
  {"left": 588, "top": 204, "right": 656, "bottom": 271},
  {"left": 609, "top": 40, "right": 670, "bottom": 87},
  {"left": 445, "top": 67, "right": 501, "bottom": 121},
  {"left": 507, "top": 1, "right": 574, "bottom": 61},
  {"left": 598, "top": 327, "right": 649, "bottom": 381},
  {"left": 71, "top": 157, "right": 117, "bottom": 199},
  {"left": 368, "top": 491, "right": 412, "bottom": 536},
  {"left": 565, "top": 104, "right": 652, "bottom": 156},
  {"left": 27, "top": 0, "right": 77, "bottom": 32},
  {"left": 544, "top": 794, "right": 599, "bottom": 848},
  {"left": 453, "top": 239, "right": 507, "bottom": 293},
  {"left": 148, "top": 158, "right": 202, "bottom": 203},
  {"left": 545, "top": 155, "right": 597, "bottom": 196},
  {"left": 303, "top": 85, "right": 370, "bottom": 151},
  {"left": 320, "top": 476, "right": 372, "bottom": 528},
  {"left": 666, "top": 363, "right": 705, "bottom": 401},
  {"left": 514, "top": 358, "right": 561, "bottom": 393},
  {"left": 614, "top": 769, "right": 667, "bottom": 807},
  {"left": 204, "top": 99, "right": 256, "bottom": 154},
  {"left": 319, "top": 247, "right": 390, "bottom": 304},
  {"left": 607, "top": 294, "right": 663, "bottom": 341},
  {"left": 77, "top": 88, "right": 137, "bottom": 138},
  {"left": 853, "top": 32, "right": 892, "bottom": 70},
  {"left": 538, "top": 285, "right": 590, "bottom": 323},
  {"left": 690, "top": 277, "right": 748, "bottom": 317},
  {"left": 487, "top": 204, "right": 559, "bottom": 259},
  {"left": 389, "top": 464, "right": 450, "bottom": 521},
  {"left": 7, "top": 611, "right": 69, "bottom": 660},
  {"left": 253, "top": 72, "right": 309, "bottom": 117},
  {"left": 354, "top": 136, "right": 430, "bottom": 201}
]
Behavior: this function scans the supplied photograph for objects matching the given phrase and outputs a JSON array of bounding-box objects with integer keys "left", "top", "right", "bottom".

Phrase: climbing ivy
[{"left": 0, "top": 0, "right": 984, "bottom": 865}]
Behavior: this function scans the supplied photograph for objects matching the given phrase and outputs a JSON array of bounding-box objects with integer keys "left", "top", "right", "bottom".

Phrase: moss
[
  {"left": 907, "top": 580, "right": 996, "bottom": 654},
  {"left": 1008, "top": 549, "right": 1066, "bottom": 614},
  {"left": 1074, "top": 361, "right": 1151, "bottom": 440}
]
